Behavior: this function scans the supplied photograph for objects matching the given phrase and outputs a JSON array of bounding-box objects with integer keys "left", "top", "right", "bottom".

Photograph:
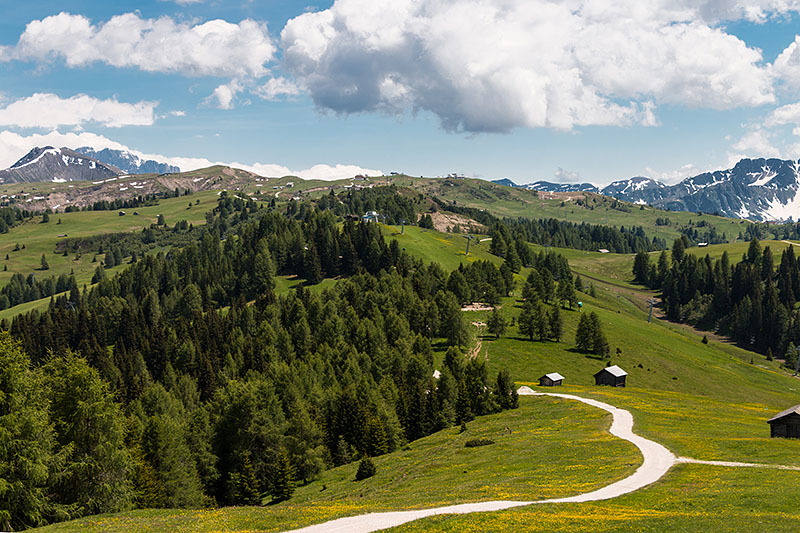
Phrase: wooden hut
[
  {"left": 768, "top": 404, "right": 800, "bottom": 438},
  {"left": 594, "top": 365, "right": 627, "bottom": 387},
  {"left": 538, "top": 372, "right": 564, "bottom": 387}
]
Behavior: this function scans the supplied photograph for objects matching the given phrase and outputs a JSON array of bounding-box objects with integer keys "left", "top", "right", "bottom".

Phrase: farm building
[
  {"left": 768, "top": 404, "right": 800, "bottom": 438},
  {"left": 538, "top": 373, "right": 564, "bottom": 386},
  {"left": 594, "top": 365, "right": 627, "bottom": 387}
]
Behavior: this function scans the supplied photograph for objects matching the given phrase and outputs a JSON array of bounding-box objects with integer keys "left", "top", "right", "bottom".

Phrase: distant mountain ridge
[
  {"left": 493, "top": 158, "right": 800, "bottom": 221},
  {"left": 75, "top": 147, "right": 180, "bottom": 175},
  {"left": 0, "top": 146, "right": 122, "bottom": 184}
]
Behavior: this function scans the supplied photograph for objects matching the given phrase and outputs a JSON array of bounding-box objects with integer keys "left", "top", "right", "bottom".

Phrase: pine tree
[
  {"left": 557, "top": 278, "right": 576, "bottom": 309},
  {"left": 40, "top": 253, "right": 49, "bottom": 270},
  {"left": 633, "top": 251, "right": 651, "bottom": 284},
  {"left": 271, "top": 449, "right": 295, "bottom": 502},
  {"left": 0, "top": 333, "right": 53, "bottom": 531},
  {"left": 575, "top": 312, "right": 594, "bottom": 352},
  {"left": 455, "top": 380, "right": 474, "bottom": 424},
  {"left": 486, "top": 308, "right": 506, "bottom": 339},
  {"left": 505, "top": 245, "right": 521, "bottom": 273},
  {"left": 548, "top": 306, "right": 563, "bottom": 341},
  {"left": 518, "top": 299, "right": 537, "bottom": 341}
]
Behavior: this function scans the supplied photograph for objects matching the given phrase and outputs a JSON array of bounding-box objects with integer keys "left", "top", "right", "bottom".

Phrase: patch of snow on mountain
[
  {"left": 764, "top": 186, "right": 800, "bottom": 221},
  {"left": 635, "top": 199, "right": 647, "bottom": 205},
  {"left": 52, "top": 177, "right": 66, "bottom": 183},
  {"left": 11, "top": 148, "right": 59, "bottom": 169},
  {"left": 736, "top": 204, "right": 751, "bottom": 219},
  {"left": 748, "top": 166, "right": 777, "bottom": 187}
]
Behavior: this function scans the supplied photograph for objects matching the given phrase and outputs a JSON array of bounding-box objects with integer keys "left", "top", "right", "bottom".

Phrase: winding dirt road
[{"left": 285, "top": 387, "right": 676, "bottom": 533}]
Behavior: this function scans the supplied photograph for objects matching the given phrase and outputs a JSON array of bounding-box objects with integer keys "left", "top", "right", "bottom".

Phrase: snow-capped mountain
[
  {"left": 0, "top": 147, "right": 122, "bottom": 184},
  {"left": 526, "top": 181, "right": 599, "bottom": 193},
  {"left": 601, "top": 159, "right": 800, "bottom": 221},
  {"left": 600, "top": 177, "right": 669, "bottom": 204},
  {"left": 75, "top": 147, "right": 180, "bottom": 175},
  {"left": 490, "top": 157, "right": 800, "bottom": 221}
]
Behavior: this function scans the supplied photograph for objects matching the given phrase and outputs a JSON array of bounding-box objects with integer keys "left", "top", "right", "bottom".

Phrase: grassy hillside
[
  {"left": 37, "top": 396, "right": 640, "bottom": 532},
  {"left": 35, "top": 223, "right": 800, "bottom": 533}
]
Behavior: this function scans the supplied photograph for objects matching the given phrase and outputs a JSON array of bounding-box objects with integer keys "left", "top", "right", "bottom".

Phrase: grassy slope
[
  {"left": 0, "top": 192, "right": 219, "bottom": 318},
  {"left": 31, "top": 223, "right": 800, "bottom": 532},
  {"left": 390, "top": 464, "right": 800, "bottom": 532},
  {"left": 37, "top": 397, "right": 640, "bottom": 532}
]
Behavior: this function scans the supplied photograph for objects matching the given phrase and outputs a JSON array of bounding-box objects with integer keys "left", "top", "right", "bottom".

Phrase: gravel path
[{"left": 285, "top": 387, "right": 676, "bottom": 533}]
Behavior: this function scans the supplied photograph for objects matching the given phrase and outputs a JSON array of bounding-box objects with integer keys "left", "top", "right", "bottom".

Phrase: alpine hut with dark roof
[
  {"left": 538, "top": 372, "right": 565, "bottom": 387},
  {"left": 594, "top": 365, "right": 627, "bottom": 387},
  {"left": 768, "top": 404, "right": 800, "bottom": 438}
]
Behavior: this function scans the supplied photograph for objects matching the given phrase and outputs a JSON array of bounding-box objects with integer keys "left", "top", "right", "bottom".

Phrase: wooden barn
[
  {"left": 594, "top": 365, "right": 627, "bottom": 387},
  {"left": 538, "top": 372, "right": 564, "bottom": 387},
  {"left": 768, "top": 404, "right": 800, "bottom": 438}
]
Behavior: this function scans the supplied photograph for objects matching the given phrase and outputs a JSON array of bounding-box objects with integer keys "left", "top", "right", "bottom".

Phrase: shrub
[
  {"left": 355, "top": 458, "right": 376, "bottom": 481},
  {"left": 464, "top": 438, "right": 495, "bottom": 448}
]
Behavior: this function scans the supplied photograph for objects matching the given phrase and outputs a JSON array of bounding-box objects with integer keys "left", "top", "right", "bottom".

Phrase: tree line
[{"left": 633, "top": 237, "right": 800, "bottom": 360}]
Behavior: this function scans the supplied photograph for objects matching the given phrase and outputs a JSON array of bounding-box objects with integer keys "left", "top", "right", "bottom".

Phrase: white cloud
[
  {"left": 0, "top": 93, "right": 157, "bottom": 128},
  {"left": 774, "top": 37, "right": 800, "bottom": 89},
  {"left": 765, "top": 102, "right": 800, "bottom": 127},
  {"left": 206, "top": 80, "right": 244, "bottom": 110},
  {"left": 7, "top": 12, "right": 275, "bottom": 78},
  {"left": 553, "top": 167, "right": 582, "bottom": 183},
  {"left": 729, "top": 128, "right": 781, "bottom": 163},
  {"left": 644, "top": 163, "right": 711, "bottom": 184},
  {"left": 255, "top": 77, "right": 301, "bottom": 101},
  {"left": 0, "top": 129, "right": 381, "bottom": 180},
  {"left": 281, "top": 0, "right": 776, "bottom": 133}
]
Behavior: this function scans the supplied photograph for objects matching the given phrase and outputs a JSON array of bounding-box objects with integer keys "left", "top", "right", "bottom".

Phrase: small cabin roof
[
  {"left": 596, "top": 365, "right": 627, "bottom": 378},
  {"left": 541, "top": 372, "right": 564, "bottom": 381},
  {"left": 768, "top": 403, "right": 800, "bottom": 423}
]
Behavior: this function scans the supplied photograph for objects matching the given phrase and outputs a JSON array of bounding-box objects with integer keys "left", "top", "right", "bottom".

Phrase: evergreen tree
[
  {"left": 505, "top": 245, "right": 521, "bottom": 273},
  {"left": 40, "top": 253, "right": 49, "bottom": 270},
  {"left": 557, "top": 278, "right": 576, "bottom": 309},
  {"left": 672, "top": 237, "right": 686, "bottom": 264},
  {"left": 575, "top": 312, "right": 594, "bottom": 353},
  {"left": 486, "top": 308, "right": 506, "bottom": 339},
  {"left": 518, "top": 299, "right": 537, "bottom": 341},
  {"left": 548, "top": 306, "right": 563, "bottom": 341},
  {"left": 355, "top": 457, "right": 376, "bottom": 481},
  {"left": 0, "top": 333, "right": 53, "bottom": 531},
  {"left": 270, "top": 449, "right": 295, "bottom": 502},
  {"left": 633, "top": 251, "right": 651, "bottom": 284},
  {"left": 43, "top": 354, "right": 132, "bottom": 517}
]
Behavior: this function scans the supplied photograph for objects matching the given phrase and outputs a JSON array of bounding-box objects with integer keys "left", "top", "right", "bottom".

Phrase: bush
[
  {"left": 464, "top": 438, "right": 495, "bottom": 448},
  {"left": 355, "top": 457, "right": 376, "bottom": 481}
]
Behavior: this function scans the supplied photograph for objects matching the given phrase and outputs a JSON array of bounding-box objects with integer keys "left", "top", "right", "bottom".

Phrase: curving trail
[{"left": 285, "top": 387, "right": 676, "bottom": 533}]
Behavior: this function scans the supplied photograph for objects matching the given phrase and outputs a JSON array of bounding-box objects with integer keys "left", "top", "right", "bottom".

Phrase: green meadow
[{"left": 28, "top": 209, "right": 800, "bottom": 533}]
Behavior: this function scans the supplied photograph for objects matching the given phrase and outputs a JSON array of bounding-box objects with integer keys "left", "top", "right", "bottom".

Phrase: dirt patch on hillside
[
  {"left": 422, "top": 211, "right": 487, "bottom": 233},
  {"left": 535, "top": 191, "right": 589, "bottom": 201},
  {"left": 462, "top": 303, "right": 494, "bottom": 312}
]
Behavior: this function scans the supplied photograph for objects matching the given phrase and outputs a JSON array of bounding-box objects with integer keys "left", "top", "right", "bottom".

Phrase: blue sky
[{"left": 1, "top": 1, "right": 799, "bottom": 183}]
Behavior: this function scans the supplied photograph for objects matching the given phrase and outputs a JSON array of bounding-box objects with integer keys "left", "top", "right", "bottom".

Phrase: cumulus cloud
[
  {"left": 0, "top": 129, "right": 381, "bottom": 180},
  {"left": 774, "top": 36, "right": 800, "bottom": 90},
  {"left": 553, "top": 167, "right": 582, "bottom": 183},
  {"left": 206, "top": 80, "right": 244, "bottom": 110},
  {"left": 729, "top": 128, "right": 781, "bottom": 163},
  {"left": 644, "top": 163, "right": 712, "bottom": 184},
  {"left": 6, "top": 12, "right": 275, "bottom": 78},
  {"left": 255, "top": 77, "right": 301, "bottom": 101},
  {"left": 0, "top": 93, "right": 157, "bottom": 129},
  {"left": 281, "top": 0, "right": 776, "bottom": 132},
  {"left": 765, "top": 102, "right": 800, "bottom": 127}
]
